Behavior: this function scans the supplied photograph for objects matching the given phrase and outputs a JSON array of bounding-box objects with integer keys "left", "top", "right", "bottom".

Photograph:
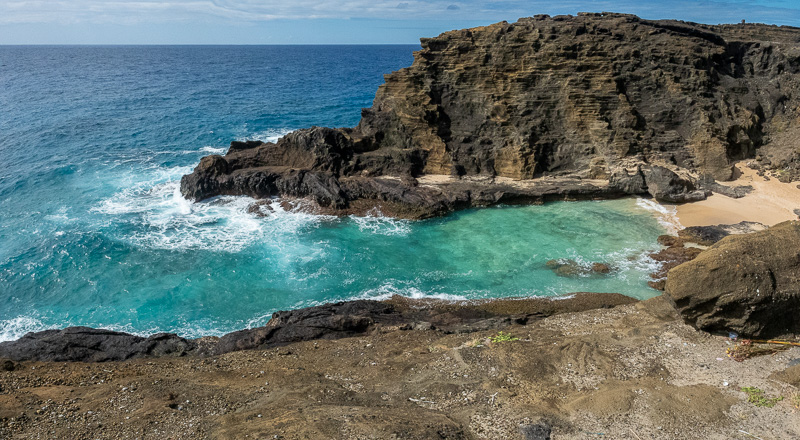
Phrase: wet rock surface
[
  {"left": 545, "top": 259, "right": 613, "bottom": 277},
  {"left": 182, "top": 13, "right": 800, "bottom": 218},
  {"left": 665, "top": 221, "right": 800, "bottom": 338}
]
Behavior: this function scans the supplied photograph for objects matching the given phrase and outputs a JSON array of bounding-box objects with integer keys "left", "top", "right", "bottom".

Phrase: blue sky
[{"left": 1, "top": 0, "right": 799, "bottom": 44}]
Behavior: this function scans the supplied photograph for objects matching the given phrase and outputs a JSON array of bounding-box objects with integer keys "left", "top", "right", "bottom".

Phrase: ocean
[{"left": 0, "top": 45, "right": 672, "bottom": 341}]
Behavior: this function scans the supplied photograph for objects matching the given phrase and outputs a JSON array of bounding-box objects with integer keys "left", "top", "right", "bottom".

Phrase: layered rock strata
[{"left": 182, "top": 13, "right": 800, "bottom": 218}]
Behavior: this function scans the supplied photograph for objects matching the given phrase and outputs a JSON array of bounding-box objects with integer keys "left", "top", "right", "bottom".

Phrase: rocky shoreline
[
  {"left": 2, "top": 293, "right": 799, "bottom": 439},
  {"left": 2, "top": 222, "right": 800, "bottom": 438},
  {"left": 5, "top": 12, "right": 800, "bottom": 439},
  {"left": 0, "top": 293, "right": 636, "bottom": 363},
  {"left": 181, "top": 13, "right": 799, "bottom": 219}
]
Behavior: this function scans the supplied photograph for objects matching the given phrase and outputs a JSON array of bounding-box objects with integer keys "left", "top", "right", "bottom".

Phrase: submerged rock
[
  {"left": 546, "top": 259, "right": 613, "bottom": 277},
  {"left": 664, "top": 221, "right": 800, "bottom": 338},
  {"left": 182, "top": 13, "right": 800, "bottom": 217}
]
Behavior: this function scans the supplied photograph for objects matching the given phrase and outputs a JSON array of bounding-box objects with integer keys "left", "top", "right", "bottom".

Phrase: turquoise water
[{"left": 0, "top": 46, "right": 669, "bottom": 341}]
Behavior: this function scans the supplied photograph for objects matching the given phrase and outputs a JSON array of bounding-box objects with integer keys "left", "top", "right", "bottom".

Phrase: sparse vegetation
[
  {"left": 791, "top": 392, "right": 800, "bottom": 410},
  {"left": 741, "top": 387, "right": 784, "bottom": 408},
  {"left": 490, "top": 331, "right": 519, "bottom": 343}
]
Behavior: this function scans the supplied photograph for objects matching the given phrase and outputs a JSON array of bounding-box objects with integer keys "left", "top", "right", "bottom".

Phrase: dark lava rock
[
  {"left": 678, "top": 221, "right": 766, "bottom": 245},
  {"left": 678, "top": 226, "right": 731, "bottom": 246},
  {"left": 648, "top": 246, "right": 703, "bottom": 289},
  {"left": 0, "top": 327, "right": 196, "bottom": 362},
  {"left": 520, "top": 422, "right": 552, "bottom": 440},
  {"left": 657, "top": 234, "right": 683, "bottom": 247},
  {"left": 665, "top": 221, "right": 800, "bottom": 338},
  {"left": 643, "top": 166, "right": 708, "bottom": 203},
  {"left": 0, "top": 293, "right": 640, "bottom": 362},
  {"left": 212, "top": 300, "right": 397, "bottom": 355},
  {"left": 181, "top": 14, "right": 800, "bottom": 217},
  {"left": 699, "top": 175, "right": 754, "bottom": 199}
]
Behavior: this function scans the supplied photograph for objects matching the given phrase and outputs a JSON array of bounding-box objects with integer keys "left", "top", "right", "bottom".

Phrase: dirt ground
[{"left": 2, "top": 296, "right": 799, "bottom": 439}]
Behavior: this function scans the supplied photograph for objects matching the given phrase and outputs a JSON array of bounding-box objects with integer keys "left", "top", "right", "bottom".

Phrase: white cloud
[
  {"left": 0, "top": 0, "right": 798, "bottom": 26},
  {"left": 0, "top": 0, "right": 530, "bottom": 24}
]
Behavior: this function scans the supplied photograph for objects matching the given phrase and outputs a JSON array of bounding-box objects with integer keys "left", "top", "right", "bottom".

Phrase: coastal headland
[
  {"left": 4, "top": 12, "right": 800, "bottom": 439},
  {"left": 181, "top": 12, "right": 800, "bottom": 220}
]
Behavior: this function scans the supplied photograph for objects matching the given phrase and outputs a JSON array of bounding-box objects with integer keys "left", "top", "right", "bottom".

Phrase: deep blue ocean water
[{"left": 0, "top": 45, "right": 673, "bottom": 341}]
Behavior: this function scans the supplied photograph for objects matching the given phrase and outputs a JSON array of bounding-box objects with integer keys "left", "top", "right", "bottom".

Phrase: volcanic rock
[
  {"left": 0, "top": 294, "right": 637, "bottom": 362},
  {"left": 664, "top": 221, "right": 800, "bottom": 338},
  {"left": 546, "top": 259, "right": 613, "bottom": 277},
  {"left": 182, "top": 13, "right": 800, "bottom": 218},
  {"left": 211, "top": 300, "right": 395, "bottom": 355},
  {"left": 0, "top": 327, "right": 196, "bottom": 362}
]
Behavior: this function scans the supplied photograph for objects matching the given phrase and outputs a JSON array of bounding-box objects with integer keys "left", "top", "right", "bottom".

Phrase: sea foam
[
  {"left": 350, "top": 209, "right": 411, "bottom": 236},
  {"left": 238, "top": 128, "right": 294, "bottom": 144},
  {"left": 0, "top": 316, "right": 47, "bottom": 342},
  {"left": 635, "top": 197, "right": 682, "bottom": 234}
]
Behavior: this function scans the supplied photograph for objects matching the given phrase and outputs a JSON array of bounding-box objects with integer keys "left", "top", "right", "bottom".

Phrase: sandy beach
[{"left": 674, "top": 163, "right": 800, "bottom": 227}]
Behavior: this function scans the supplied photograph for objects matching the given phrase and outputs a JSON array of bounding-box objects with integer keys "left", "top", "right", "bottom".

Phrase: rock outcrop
[
  {"left": 0, "top": 327, "right": 195, "bottom": 362},
  {"left": 0, "top": 294, "right": 636, "bottom": 362},
  {"left": 648, "top": 221, "right": 767, "bottom": 290},
  {"left": 181, "top": 13, "right": 800, "bottom": 218},
  {"left": 664, "top": 221, "right": 800, "bottom": 338}
]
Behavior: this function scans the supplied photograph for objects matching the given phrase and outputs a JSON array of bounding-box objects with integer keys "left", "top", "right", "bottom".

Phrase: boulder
[
  {"left": 643, "top": 166, "right": 708, "bottom": 203},
  {"left": 664, "top": 221, "right": 800, "bottom": 338}
]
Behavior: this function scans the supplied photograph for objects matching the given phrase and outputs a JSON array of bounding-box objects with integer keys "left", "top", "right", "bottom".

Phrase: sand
[{"left": 675, "top": 163, "right": 800, "bottom": 227}]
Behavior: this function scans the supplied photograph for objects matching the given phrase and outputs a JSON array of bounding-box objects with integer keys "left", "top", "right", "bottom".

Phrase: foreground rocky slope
[
  {"left": 182, "top": 13, "right": 800, "bottom": 218},
  {"left": 3, "top": 297, "right": 799, "bottom": 439}
]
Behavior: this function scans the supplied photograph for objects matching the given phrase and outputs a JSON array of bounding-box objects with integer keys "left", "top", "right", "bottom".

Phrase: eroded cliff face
[{"left": 181, "top": 13, "right": 800, "bottom": 218}]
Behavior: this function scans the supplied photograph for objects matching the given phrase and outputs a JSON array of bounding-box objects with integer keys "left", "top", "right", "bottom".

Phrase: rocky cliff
[{"left": 181, "top": 13, "right": 800, "bottom": 218}]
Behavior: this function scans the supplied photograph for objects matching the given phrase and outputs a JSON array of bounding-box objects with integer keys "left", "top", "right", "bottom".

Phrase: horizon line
[{"left": 0, "top": 43, "right": 423, "bottom": 47}]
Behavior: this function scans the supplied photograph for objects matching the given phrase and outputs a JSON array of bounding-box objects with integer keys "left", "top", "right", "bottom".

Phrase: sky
[{"left": 0, "top": 0, "right": 799, "bottom": 44}]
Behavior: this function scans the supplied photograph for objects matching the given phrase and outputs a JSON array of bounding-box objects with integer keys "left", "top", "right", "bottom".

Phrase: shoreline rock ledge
[
  {"left": 0, "top": 293, "right": 636, "bottom": 363},
  {"left": 181, "top": 12, "right": 800, "bottom": 219}
]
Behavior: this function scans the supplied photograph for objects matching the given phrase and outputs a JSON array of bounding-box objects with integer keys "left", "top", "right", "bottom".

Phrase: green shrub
[
  {"left": 490, "top": 331, "right": 519, "bottom": 343},
  {"left": 741, "top": 386, "right": 784, "bottom": 408}
]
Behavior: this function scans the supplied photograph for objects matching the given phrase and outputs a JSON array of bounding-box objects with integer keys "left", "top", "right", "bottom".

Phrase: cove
[{"left": 1, "top": 191, "right": 669, "bottom": 341}]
